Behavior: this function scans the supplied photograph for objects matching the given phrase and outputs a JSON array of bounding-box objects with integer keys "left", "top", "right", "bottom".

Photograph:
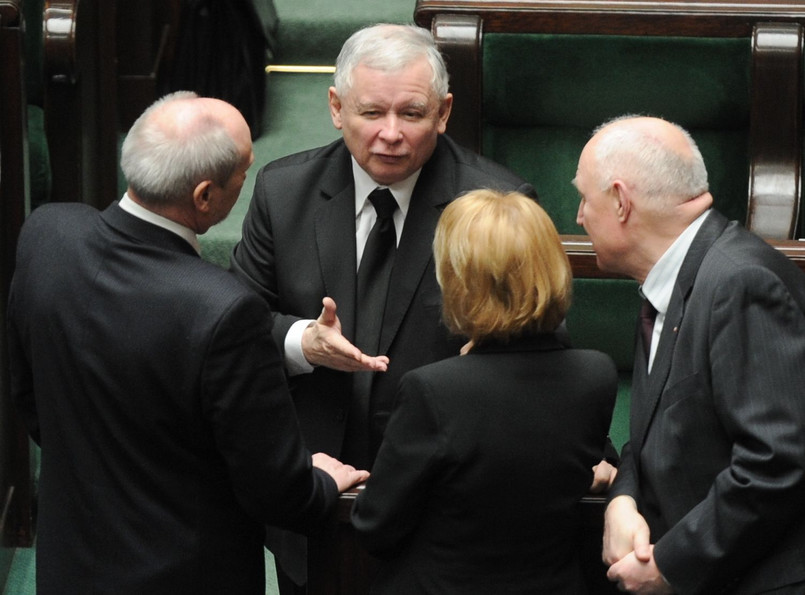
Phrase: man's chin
[{"left": 368, "top": 166, "right": 410, "bottom": 187}]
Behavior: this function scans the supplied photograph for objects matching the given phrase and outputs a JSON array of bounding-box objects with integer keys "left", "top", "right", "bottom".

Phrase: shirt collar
[
  {"left": 119, "top": 193, "right": 201, "bottom": 255},
  {"left": 351, "top": 157, "right": 419, "bottom": 219},
  {"left": 641, "top": 209, "right": 711, "bottom": 315}
]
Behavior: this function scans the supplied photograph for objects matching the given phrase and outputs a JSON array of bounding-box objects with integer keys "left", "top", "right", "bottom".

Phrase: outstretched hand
[
  {"left": 312, "top": 452, "right": 370, "bottom": 492},
  {"left": 301, "top": 297, "right": 390, "bottom": 372}
]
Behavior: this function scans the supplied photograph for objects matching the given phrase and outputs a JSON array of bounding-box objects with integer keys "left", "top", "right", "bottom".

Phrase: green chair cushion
[{"left": 482, "top": 34, "right": 752, "bottom": 233}]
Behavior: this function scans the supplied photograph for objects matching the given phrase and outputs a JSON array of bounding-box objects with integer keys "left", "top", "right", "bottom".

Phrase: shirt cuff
[{"left": 285, "top": 319, "right": 316, "bottom": 376}]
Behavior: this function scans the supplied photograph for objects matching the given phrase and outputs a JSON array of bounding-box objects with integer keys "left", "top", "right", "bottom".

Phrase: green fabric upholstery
[
  {"left": 566, "top": 278, "right": 640, "bottom": 371},
  {"left": 480, "top": 33, "right": 755, "bottom": 391},
  {"left": 482, "top": 34, "right": 751, "bottom": 234}
]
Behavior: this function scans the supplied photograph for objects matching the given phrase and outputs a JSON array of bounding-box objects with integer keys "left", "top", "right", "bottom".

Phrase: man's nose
[{"left": 378, "top": 115, "right": 402, "bottom": 143}]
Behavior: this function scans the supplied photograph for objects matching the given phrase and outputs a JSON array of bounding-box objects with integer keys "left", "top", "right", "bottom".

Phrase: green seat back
[{"left": 481, "top": 34, "right": 752, "bottom": 370}]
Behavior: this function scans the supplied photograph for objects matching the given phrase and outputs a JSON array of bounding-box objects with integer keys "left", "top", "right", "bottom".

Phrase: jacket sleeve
[
  {"left": 351, "top": 370, "right": 443, "bottom": 556},
  {"left": 201, "top": 291, "right": 337, "bottom": 533},
  {"left": 653, "top": 264, "right": 805, "bottom": 593},
  {"left": 229, "top": 168, "right": 303, "bottom": 349}
]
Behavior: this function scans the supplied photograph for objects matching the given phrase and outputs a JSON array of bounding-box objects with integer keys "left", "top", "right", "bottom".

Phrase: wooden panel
[
  {"left": 44, "top": 0, "right": 119, "bottom": 209},
  {"left": 0, "top": 0, "right": 34, "bottom": 558},
  {"left": 748, "top": 22, "right": 803, "bottom": 239},
  {"left": 562, "top": 236, "right": 805, "bottom": 277},
  {"left": 416, "top": 0, "right": 805, "bottom": 37}
]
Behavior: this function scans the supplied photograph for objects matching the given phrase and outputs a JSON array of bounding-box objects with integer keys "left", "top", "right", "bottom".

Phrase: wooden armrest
[
  {"left": 44, "top": 0, "right": 79, "bottom": 84},
  {"left": 0, "top": 0, "right": 22, "bottom": 26},
  {"left": 748, "top": 22, "right": 803, "bottom": 239},
  {"left": 562, "top": 235, "right": 805, "bottom": 276},
  {"left": 432, "top": 14, "right": 482, "bottom": 152}
]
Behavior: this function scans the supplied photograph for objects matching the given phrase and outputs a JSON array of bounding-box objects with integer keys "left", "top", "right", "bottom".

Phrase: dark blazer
[
  {"left": 351, "top": 334, "right": 617, "bottom": 594},
  {"left": 231, "top": 134, "right": 536, "bottom": 464},
  {"left": 6, "top": 203, "right": 338, "bottom": 595},
  {"left": 611, "top": 210, "right": 805, "bottom": 594}
]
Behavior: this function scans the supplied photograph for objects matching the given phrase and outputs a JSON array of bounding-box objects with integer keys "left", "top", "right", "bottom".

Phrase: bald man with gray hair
[
  {"left": 575, "top": 115, "right": 805, "bottom": 594},
  {"left": 8, "top": 92, "right": 367, "bottom": 595}
]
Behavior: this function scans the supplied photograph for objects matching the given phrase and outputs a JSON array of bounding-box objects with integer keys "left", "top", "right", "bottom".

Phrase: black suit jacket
[
  {"left": 231, "top": 134, "right": 536, "bottom": 464},
  {"left": 6, "top": 203, "right": 338, "bottom": 595},
  {"left": 611, "top": 210, "right": 805, "bottom": 594},
  {"left": 352, "top": 334, "right": 617, "bottom": 594}
]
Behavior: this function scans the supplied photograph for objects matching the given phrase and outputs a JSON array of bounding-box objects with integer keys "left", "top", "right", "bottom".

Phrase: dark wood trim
[
  {"left": 747, "top": 22, "right": 803, "bottom": 239},
  {"left": 44, "top": 0, "right": 119, "bottom": 210},
  {"left": 0, "top": 0, "right": 34, "bottom": 554},
  {"left": 562, "top": 235, "right": 805, "bottom": 276},
  {"left": 416, "top": 0, "right": 805, "bottom": 37},
  {"left": 432, "top": 14, "right": 482, "bottom": 153}
]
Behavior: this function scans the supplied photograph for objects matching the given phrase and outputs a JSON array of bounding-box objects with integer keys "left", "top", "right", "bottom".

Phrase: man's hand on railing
[
  {"left": 313, "top": 452, "right": 370, "bottom": 492},
  {"left": 589, "top": 459, "right": 617, "bottom": 493}
]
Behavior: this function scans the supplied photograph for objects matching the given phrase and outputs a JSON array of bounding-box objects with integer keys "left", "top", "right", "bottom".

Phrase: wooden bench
[{"left": 413, "top": 0, "right": 805, "bottom": 245}]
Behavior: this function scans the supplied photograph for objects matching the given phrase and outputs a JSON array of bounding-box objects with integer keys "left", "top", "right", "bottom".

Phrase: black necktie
[
  {"left": 639, "top": 298, "right": 657, "bottom": 362},
  {"left": 345, "top": 188, "right": 398, "bottom": 468},
  {"left": 354, "top": 188, "right": 398, "bottom": 355}
]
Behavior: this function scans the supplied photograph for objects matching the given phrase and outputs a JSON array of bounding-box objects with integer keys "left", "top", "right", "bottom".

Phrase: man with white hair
[
  {"left": 575, "top": 115, "right": 805, "bottom": 594},
  {"left": 7, "top": 92, "right": 367, "bottom": 595}
]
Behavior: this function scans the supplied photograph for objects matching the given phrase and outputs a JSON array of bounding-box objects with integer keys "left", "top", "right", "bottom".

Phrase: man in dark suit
[
  {"left": 230, "top": 23, "right": 537, "bottom": 470},
  {"left": 230, "top": 23, "right": 546, "bottom": 593},
  {"left": 575, "top": 115, "right": 805, "bottom": 594},
  {"left": 6, "top": 91, "right": 368, "bottom": 595}
]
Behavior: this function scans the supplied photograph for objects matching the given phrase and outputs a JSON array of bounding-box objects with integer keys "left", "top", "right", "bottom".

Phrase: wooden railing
[{"left": 307, "top": 487, "right": 618, "bottom": 595}]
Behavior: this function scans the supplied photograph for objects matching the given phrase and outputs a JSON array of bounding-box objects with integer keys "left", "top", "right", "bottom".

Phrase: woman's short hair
[
  {"left": 434, "top": 189, "right": 572, "bottom": 343},
  {"left": 334, "top": 24, "right": 449, "bottom": 99},
  {"left": 120, "top": 91, "right": 241, "bottom": 206}
]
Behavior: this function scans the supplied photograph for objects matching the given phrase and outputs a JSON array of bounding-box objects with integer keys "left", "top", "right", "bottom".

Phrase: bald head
[
  {"left": 575, "top": 116, "right": 714, "bottom": 281},
  {"left": 121, "top": 92, "right": 252, "bottom": 207},
  {"left": 585, "top": 116, "right": 710, "bottom": 211}
]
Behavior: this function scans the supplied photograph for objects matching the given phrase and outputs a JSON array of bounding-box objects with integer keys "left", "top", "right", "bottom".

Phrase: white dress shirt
[
  {"left": 640, "top": 209, "right": 710, "bottom": 372},
  {"left": 118, "top": 193, "right": 201, "bottom": 255},
  {"left": 284, "top": 160, "right": 421, "bottom": 375}
]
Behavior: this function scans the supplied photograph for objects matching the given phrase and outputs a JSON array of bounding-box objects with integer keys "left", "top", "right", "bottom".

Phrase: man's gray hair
[
  {"left": 334, "top": 24, "right": 449, "bottom": 99},
  {"left": 592, "top": 115, "right": 709, "bottom": 206},
  {"left": 120, "top": 91, "right": 241, "bottom": 206}
]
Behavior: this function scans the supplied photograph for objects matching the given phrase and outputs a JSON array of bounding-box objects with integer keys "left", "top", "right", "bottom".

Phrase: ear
[
  {"left": 611, "top": 179, "right": 632, "bottom": 223},
  {"left": 193, "top": 180, "right": 214, "bottom": 213},
  {"left": 328, "top": 87, "right": 343, "bottom": 130},
  {"left": 437, "top": 93, "right": 453, "bottom": 134}
]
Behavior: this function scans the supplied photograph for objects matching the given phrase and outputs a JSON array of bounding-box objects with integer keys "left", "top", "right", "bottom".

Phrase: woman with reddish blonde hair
[{"left": 352, "top": 190, "right": 618, "bottom": 594}]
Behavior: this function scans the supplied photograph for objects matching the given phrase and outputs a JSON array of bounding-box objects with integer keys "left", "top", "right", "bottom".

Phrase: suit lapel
[
  {"left": 314, "top": 148, "right": 359, "bottom": 340},
  {"left": 378, "top": 139, "right": 456, "bottom": 354},
  {"left": 631, "top": 211, "right": 729, "bottom": 457}
]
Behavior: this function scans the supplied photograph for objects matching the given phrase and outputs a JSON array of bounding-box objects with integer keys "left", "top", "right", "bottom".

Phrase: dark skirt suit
[{"left": 351, "top": 333, "right": 617, "bottom": 594}]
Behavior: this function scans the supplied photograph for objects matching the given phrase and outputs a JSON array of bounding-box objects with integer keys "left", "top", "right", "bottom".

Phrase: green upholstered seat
[
  {"left": 478, "top": 34, "right": 755, "bottom": 407},
  {"left": 482, "top": 34, "right": 751, "bottom": 234}
]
